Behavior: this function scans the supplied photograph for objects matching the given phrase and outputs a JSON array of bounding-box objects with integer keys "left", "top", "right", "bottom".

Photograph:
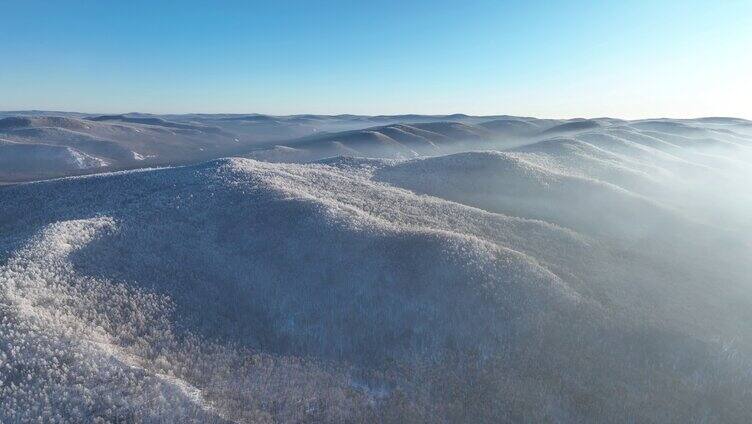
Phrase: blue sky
[{"left": 1, "top": 0, "right": 750, "bottom": 118}]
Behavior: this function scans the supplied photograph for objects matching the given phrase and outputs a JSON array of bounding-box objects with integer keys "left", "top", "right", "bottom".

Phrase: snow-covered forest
[{"left": 2, "top": 115, "right": 752, "bottom": 422}]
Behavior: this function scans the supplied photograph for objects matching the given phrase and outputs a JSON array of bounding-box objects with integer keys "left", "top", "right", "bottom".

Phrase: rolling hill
[{"left": 2, "top": 115, "right": 752, "bottom": 421}]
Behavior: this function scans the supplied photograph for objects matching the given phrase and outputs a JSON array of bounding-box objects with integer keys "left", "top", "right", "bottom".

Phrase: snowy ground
[{"left": 1, "top": 117, "right": 752, "bottom": 422}]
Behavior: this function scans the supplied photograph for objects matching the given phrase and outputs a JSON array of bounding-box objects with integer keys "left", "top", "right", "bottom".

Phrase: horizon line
[{"left": 1, "top": 109, "right": 750, "bottom": 122}]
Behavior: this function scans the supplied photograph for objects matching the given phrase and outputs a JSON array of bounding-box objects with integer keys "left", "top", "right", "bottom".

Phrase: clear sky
[{"left": 1, "top": 0, "right": 751, "bottom": 118}]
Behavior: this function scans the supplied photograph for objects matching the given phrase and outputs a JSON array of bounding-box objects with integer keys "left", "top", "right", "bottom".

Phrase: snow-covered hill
[
  {"left": 0, "top": 112, "right": 570, "bottom": 183},
  {"left": 1, "top": 116, "right": 752, "bottom": 422},
  {"left": 0, "top": 112, "right": 522, "bottom": 182}
]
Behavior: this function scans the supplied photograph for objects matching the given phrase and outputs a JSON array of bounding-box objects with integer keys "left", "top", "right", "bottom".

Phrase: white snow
[{"left": 1, "top": 117, "right": 752, "bottom": 422}]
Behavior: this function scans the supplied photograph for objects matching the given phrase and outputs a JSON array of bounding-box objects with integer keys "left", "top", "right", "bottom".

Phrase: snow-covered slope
[
  {"left": 0, "top": 139, "right": 107, "bottom": 180},
  {"left": 248, "top": 122, "right": 500, "bottom": 163},
  {"left": 2, "top": 117, "right": 752, "bottom": 422},
  {"left": 0, "top": 112, "right": 553, "bottom": 182}
]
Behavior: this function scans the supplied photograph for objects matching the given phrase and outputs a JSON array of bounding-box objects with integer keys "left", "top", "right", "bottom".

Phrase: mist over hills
[
  {"left": 5, "top": 110, "right": 748, "bottom": 184},
  {"left": 0, "top": 111, "right": 533, "bottom": 182},
  {"left": 2, "top": 112, "right": 752, "bottom": 422}
]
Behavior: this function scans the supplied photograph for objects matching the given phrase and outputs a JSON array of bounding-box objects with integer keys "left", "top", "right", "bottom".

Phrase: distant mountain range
[{"left": 7, "top": 111, "right": 745, "bottom": 183}]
